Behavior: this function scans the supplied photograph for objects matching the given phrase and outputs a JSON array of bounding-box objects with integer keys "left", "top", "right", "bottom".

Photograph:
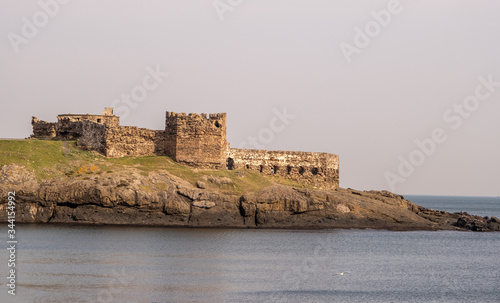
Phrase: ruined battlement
[
  {"left": 32, "top": 108, "right": 119, "bottom": 140},
  {"left": 165, "top": 111, "right": 228, "bottom": 168},
  {"left": 31, "top": 108, "right": 339, "bottom": 189},
  {"left": 76, "top": 122, "right": 165, "bottom": 158},
  {"left": 57, "top": 109, "right": 119, "bottom": 129},
  {"left": 31, "top": 117, "right": 56, "bottom": 139},
  {"left": 165, "top": 112, "right": 226, "bottom": 120},
  {"left": 227, "top": 148, "right": 339, "bottom": 189}
]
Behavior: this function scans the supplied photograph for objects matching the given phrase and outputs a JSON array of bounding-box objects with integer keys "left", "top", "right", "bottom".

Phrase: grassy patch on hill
[
  {"left": 0, "top": 139, "right": 306, "bottom": 195},
  {"left": 106, "top": 155, "right": 277, "bottom": 195}
]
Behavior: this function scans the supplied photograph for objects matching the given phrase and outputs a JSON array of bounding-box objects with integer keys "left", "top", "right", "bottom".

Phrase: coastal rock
[
  {"left": 241, "top": 185, "right": 312, "bottom": 213},
  {"left": 192, "top": 200, "right": 216, "bottom": 209},
  {"left": 0, "top": 164, "right": 498, "bottom": 232},
  {"left": 336, "top": 204, "right": 351, "bottom": 213},
  {"left": 454, "top": 215, "right": 500, "bottom": 232},
  {"left": 0, "top": 164, "right": 39, "bottom": 194}
]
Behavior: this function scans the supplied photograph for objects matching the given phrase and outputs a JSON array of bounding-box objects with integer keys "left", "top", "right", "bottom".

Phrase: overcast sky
[{"left": 1, "top": 0, "right": 499, "bottom": 196}]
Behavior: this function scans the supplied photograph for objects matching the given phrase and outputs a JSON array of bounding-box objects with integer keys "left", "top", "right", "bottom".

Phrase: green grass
[
  {"left": 0, "top": 140, "right": 107, "bottom": 179},
  {"left": 0, "top": 139, "right": 307, "bottom": 195},
  {"left": 1, "top": 140, "right": 74, "bottom": 179},
  {"left": 200, "top": 170, "right": 273, "bottom": 195},
  {"left": 104, "top": 155, "right": 277, "bottom": 194}
]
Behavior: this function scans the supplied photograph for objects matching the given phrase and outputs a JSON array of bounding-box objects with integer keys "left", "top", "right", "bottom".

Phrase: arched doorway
[{"left": 226, "top": 158, "right": 234, "bottom": 170}]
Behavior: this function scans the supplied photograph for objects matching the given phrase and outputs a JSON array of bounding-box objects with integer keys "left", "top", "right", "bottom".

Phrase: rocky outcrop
[
  {"left": 0, "top": 164, "right": 498, "bottom": 231},
  {"left": 454, "top": 215, "right": 500, "bottom": 232}
]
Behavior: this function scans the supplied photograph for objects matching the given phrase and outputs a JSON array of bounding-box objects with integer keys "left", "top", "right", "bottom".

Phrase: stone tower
[{"left": 164, "top": 112, "right": 228, "bottom": 168}]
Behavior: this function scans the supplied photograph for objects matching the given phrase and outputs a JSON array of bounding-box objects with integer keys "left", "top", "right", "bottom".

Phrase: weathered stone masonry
[
  {"left": 165, "top": 112, "right": 228, "bottom": 169},
  {"left": 227, "top": 149, "right": 339, "bottom": 189},
  {"left": 31, "top": 107, "right": 119, "bottom": 140},
  {"left": 76, "top": 122, "right": 165, "bottom": 158},
  {"left": 31, "top": 108, "right": 339, "bottom": 189}
]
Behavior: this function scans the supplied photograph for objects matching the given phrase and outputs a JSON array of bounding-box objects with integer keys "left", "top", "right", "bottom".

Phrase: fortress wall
[
  {"left": 165, "top": 112, "right": 228, "bottom": 168},
  {"left": 100, "top": 115, "right": 120, "bottom": 127},
  {"left": 154, "top": 130, "right": 166, "bottom": 156},
  {"left": 56, "top": 115, "right": 119, "bottom": 140},
  {"left": 164, "top": 112, "right": 178, "bottom": 159},
  {"left": 76, "top": 124, "right": 165, "bottom": 158},
  {"left": 55, "top": 120, "right": 84, "bottom": 140},
  {"left": 227, "top": 148, "right": 339, "bottom": 189},
  {"left": 31, "top": 117, "right": 56, "bottom": 139},
  {"left": 31, "top": 109, "right": 340, "bottom": 189},
  {"left": 31, "top": 113, "right": 120, "bottom": 141},
  {"left": 77, "top": 121, "right": 106, "bottom": 154},
  {"left": 57, "top": 114, "right": 119, "bottom": 127},
  {"left": 103, "top": 126, "right": 160, "bottom": 158}
]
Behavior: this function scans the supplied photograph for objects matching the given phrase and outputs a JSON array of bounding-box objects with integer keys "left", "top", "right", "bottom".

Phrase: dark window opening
[
  {"left": 311, "top": 167, "right": 319, "bottom": 175},
  {"left": 299, "top": 167, "right": 305, "bottom": 175},
  {"left": 259, "top": 165, "right": 263, "bottom": 173},
  {"left": 272, "top": 166, "right": 278, "bottom": 174},
  {"left": 287, "top": 166, "right": 292, "bottom": 174},
  {"left": 246, "top": 164, "right": 250, "bottom": 169},
  {"left": 226, "top": 158, "right": 234, "bottom": 170},
  {"left": 214, "top": 121, "right": 221, "bottom": 128},
  {"left": 97, "top": 118, "right": 102, "bottom": 123},
  {"left": 76, "top": 118, "right": 80, "bottom": 121}
]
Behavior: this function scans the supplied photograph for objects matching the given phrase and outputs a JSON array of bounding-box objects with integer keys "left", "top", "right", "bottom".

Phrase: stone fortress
[{"left": 31, "top": 108, "right": 339, "bottom": 189}]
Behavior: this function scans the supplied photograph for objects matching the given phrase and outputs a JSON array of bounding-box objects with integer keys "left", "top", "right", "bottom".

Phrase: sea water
[
  {"left": 407, "top": 195, "right": 500, "bottom": 218},
  {"left": 0, "top": 196, "right": 498, "bottom": 303}
]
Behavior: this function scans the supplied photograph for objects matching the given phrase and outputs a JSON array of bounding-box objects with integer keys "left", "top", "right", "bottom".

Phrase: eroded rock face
[
  {"left": 193, "top": 201, "right": 216, "bottom": 209},
  {"left": 241, "top": 185, "right": 311, "bottom": 214},
  {"left": 0, "top": 164, "right": 39, "bottom": 194},
  {"left": 0, "top": 165, "right": 498, "bottom": 231},
  {"left": 336, "top": 204, "right": 351, "bottom": 213}
]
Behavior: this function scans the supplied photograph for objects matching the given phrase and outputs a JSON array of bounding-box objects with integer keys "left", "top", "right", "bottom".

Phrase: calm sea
[
  {"left": 0, "top": 196, "right": 499, "bottom": 303},
  {"left": 406, "top": 195, "right": 500, "bottom": 218}
]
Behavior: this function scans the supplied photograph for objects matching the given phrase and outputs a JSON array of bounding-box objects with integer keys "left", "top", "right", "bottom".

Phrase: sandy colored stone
[{"left": 30, "top": 108, "right": 340, "bottom": 189}]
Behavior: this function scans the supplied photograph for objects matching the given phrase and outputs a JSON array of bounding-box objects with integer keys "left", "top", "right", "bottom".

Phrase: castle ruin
[{"left": 31, "top": 108, "right": 339, "bottom": 189}]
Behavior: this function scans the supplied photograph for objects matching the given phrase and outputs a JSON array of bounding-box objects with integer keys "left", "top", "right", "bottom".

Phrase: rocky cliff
[{"left": 1, "top": 164, "right": 498, "bottom": 231}]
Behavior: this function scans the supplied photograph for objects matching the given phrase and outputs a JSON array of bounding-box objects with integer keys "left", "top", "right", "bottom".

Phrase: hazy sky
[{"left": 1, "top": 0, "right": 499, "bottom": 196}]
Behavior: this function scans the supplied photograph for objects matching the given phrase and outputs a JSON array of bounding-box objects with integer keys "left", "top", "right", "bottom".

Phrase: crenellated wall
[
  {"left": 31, "top": 108, "right": 340, "bottom": 189},
  {"left": 165, "top": 112, "right": 228, "bottom": 168},
  {"left": 226, "top": 148, "right": 339, "bottom": 189}
]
